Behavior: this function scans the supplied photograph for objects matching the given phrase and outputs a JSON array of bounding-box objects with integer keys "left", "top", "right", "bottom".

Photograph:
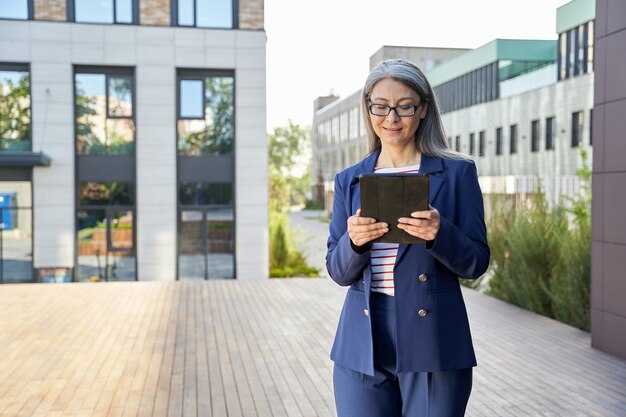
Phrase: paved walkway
[{"left": 0, "top": 210, "right": 625, "bottom": 416}]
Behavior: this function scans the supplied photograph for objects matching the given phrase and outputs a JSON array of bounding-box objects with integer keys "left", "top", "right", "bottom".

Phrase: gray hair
[{"left": 361, "top": 59, "right": 467, "bottom": 160}]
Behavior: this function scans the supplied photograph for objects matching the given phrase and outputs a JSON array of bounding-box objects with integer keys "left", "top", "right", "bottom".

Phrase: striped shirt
[{"left": 370, "top": 163, "right": 420, "bottom": 296}]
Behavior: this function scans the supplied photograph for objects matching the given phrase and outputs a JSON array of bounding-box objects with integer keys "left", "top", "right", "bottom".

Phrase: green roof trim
[
  {"left": 556, "top": 0, "right": 595, "bottom": 34},
  {"left": 426, "top": 39, "right": 556, "bottom": 87}
]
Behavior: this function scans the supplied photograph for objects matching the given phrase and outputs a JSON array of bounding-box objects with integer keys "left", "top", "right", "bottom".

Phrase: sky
[{"left": 264, "top": 0, "right": 572, "bottom": 132}]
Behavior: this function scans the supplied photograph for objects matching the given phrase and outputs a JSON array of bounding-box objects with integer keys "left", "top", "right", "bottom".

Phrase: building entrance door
[{"left": 77, "top": 207, "right": 135, "bottom": 281}]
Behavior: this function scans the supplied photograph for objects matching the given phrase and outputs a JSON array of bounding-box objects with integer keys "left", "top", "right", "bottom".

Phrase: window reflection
[
  {"left": 79, "top": 182, "right": 134, "bottom": 206},
  {"left": 0, "top": 69, "right": 31, "bottom": 151},
  {"left": 0, "top": 0, "right": 28, "bottom": 19},
  {"left": 177, "top": 76, "right": 234, "bottom": 155},
  {"left": 74, "top": 0, "right": 134, "bottom": 24},
  {"left": 179, "top": 182, "right": 232, "bottom": 205},
  {"left": 177, "top": 0, "right": 233, "bottom": 28},
  {"left": 75, "top": 71, "right": 135, "bottom": 155},
  {"left": 0, "top": 181, "right": 33, "bottom": 284}
]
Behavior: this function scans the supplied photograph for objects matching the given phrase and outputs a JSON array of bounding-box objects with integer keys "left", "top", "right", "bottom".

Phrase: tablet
[{"left": 359, "top": 173, "right": 430, "bottom": 244}]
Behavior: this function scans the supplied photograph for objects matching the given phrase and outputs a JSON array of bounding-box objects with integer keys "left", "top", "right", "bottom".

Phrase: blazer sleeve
[
  {"left": 426, "top": 160, "right": 490, "bottom": 279},
  {"left": 325, "top": 174, "right": 371, "bottom": 286}
]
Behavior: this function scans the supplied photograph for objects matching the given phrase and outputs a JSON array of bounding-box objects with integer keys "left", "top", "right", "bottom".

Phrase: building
[
  {"left": 0, "top": 0, "right": 268, "bottom": 283},
  {"left": 311, "top": 0, "right": 595, "bottom": 210},
  {"left": 591, "top": 0, "right": 626, "bottom": 360}
]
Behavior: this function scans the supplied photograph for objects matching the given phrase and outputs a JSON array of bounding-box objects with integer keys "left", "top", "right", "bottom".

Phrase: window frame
[
  {"left": 545, "top": 117, "right": 555, "bottom": 150},
  {"left": 73, "top": 66, "right": 136, "bottom": 156},
  {"left": 509, "top": 124, "right": 518, "bottom": 154},
  {"left": 571, "top": 111, "right": 584, "bottom": 148},
  {"left": 0, "top": 62, "right": 32, "bottom": 152},
  {"left": 495, "top": 127, "right": 502, "bottom": 156},
  {"left": 171, "top": 0, "right": 239, "bottom": 29},
  {"left": 531, "top": 119, "right": 540, "bottom": 152},
  {"left": 68, "top": 0, "right": 139, "bottom": 25}
]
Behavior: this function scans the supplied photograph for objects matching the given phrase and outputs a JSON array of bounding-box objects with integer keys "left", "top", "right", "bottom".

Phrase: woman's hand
[
  {"left": 348, "top": 209, "right": 389, "bottom": 247},
  {"left": 397, "top": 204, "right": 440, "bottom": 242}
]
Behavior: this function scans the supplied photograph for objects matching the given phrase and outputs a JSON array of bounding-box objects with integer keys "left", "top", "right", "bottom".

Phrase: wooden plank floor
[{"left": 0, "top": 279, "right": 625, "bottom": 417}]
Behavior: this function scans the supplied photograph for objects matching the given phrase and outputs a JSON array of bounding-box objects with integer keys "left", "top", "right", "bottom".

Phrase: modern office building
[
  {"left": 0, "top": 0, "right": 268, "bottom": 283},
  {"left": 311, "top": 0, "right": 595, "bottom": 208}
]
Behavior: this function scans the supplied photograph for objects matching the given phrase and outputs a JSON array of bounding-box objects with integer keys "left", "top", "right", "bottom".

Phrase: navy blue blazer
[{"left": 326, "top": 149, "right": 490, "bottom": 376}]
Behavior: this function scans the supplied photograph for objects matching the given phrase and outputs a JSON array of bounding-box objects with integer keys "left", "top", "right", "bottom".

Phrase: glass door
[
  {"left": 178, "top": 207, "right": 234, "bottom": 280},
  {"left": 77, "top": 207, "right": 135, "bottom": 281}
]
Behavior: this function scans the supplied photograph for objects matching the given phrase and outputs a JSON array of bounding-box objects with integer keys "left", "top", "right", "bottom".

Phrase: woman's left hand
[{"left": 397, "top": 204, "right": 440, "bottom": 242}]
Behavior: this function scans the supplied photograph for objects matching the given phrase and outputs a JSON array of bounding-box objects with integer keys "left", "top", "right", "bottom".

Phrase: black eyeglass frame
[{"left": 368, "top": 100, "right": 426, "bottom": 117}]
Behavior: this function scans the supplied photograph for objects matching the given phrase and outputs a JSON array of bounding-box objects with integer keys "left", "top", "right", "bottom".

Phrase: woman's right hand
[{"left": 348, "top": 209, "right": 389, "bottom": 247}]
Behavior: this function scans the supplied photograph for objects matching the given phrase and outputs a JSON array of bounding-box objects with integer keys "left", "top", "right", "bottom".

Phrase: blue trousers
[{"left": 333, "top": 292, "right": 473, "bottom": 417}]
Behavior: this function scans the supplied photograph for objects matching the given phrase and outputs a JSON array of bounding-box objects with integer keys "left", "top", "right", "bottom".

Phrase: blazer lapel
[{"left": 395, "top": 154, "right": 445, "bottom": 265}]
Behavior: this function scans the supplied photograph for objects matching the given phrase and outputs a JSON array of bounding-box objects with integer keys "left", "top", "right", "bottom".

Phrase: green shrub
[
  {"left": 269, "top": 211, "right": 320, "bottom": 278},
  {"left": 485, "top": 151, "right": 591, "bottom": 331}
]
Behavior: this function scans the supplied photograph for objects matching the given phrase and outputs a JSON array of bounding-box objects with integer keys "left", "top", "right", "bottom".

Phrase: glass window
[
  {"left": 558, "top": 33, "right": 566, "bottom": 80},
  {"left": 78, "top": 182, "right": 134, "bottom": 206},
  {"left": 75, "top": 70, "right": 135, "bottom": 155},
  {"left": 180, "top": 79, "right": 204, "bottom": 118},
  {"left": 510, "top": 124, "right": 518, "bottom": 154},
  {"left": 587, "top": 21, "right": 594, "bottom": 73},
  {"left": 569, "top": 28, "right": 576, "bottom": 78},
  {"left": 178, "top": 191, "right": 234, "bottom": 280},
  {"left": 331, "top": 117, "right": 339, "bottom": 145},
  {"left": 577, "top": 25, "right": 585, "bottom": 76},
  {"left": 495, "top": 127, "right": 502, "bottom": 155},
  {"left": 76, "top": 181, "right": 135, "bottom": 282},
  {"left": 1, "top": 67, "right": 31, "bottom": 151},
  {"left": 339, "top": 112, "right": 348, "bottom": 142},
  {"left": 0, "top": 181, "right": 33, "bottom": 283},
  {"left": 349, "top": 107, "right": 358, "bottom": 139},
  {"left": 546, "top": 117, "right": 555, "bottom": 150},
  {"left": 74, "top": 0, "right": 134, "bottom": 24},
  {"left": 455, "top": 135, "right": 460, "bottom": 152},
  {"left": 0, "top": 0, "right": 29, "bottom": 19},
  {"left": 531, "top": 120, "right": 540, "bottom": 152},
  {"left": 177, "top": 76, "right": 234, "bottom": 156},
  {"left": 176, "top": 0, "right": 233, "bottom": 29},
  {"left": 571, "top": 111, "right": 583, "bottom": 147},
  {"left": 179, "top": 182, "right": 232, "bottom": 206},
  {"left": 469, "top": 133, "right": 474, "bottom": 156},
  {"left": 478, "top": 131, "right": 485, "bottom": 157}
]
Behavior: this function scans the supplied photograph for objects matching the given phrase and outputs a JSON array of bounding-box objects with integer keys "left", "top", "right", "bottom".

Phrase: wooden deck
[{"left": 0, "top": 279, "right": 625, "bottom": 417}]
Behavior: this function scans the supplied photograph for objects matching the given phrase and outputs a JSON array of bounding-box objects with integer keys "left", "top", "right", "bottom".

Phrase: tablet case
[{"left": 359, "top": 174, "right": 430, "bottom": 244}]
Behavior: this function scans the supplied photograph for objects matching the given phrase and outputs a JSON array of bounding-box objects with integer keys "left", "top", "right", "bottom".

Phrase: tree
[
  {"left": 268, "top": 121, "right": 311, "bottom": 211},
  {"left": 0, "top": 73, "right": 31, "bottom": 151}
]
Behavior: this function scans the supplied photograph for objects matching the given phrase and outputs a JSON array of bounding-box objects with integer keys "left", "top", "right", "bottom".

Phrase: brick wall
[
  {"left": 239, "top": 0, "right": 264, "bottom": 29},
  {"left": 34, "top": 0, "right": 66, "bottom": 21},
  {"left": 141, "top": 0, "right": 170, "bottom": 26}
]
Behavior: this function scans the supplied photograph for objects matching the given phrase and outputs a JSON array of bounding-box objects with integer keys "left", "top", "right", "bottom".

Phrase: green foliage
[
  {"left": 268, "top": 121, "right": 312, "bottom": 210},
  {"left": 269, "top": 211, "right": 319, "bottom": 278},
  {"left": 267, "top": 121, "right": 319, "bottom": 277},
  {"left": 485, "top": 151, "right": 591, "bottom": 331},
  {"left": 0, "top": 73, "right": 31, "bottom": 150}
]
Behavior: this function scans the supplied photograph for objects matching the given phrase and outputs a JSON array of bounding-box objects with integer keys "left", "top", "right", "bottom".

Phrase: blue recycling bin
[{"left": 0, "top": 192, "right": 17, "bottom": 230}]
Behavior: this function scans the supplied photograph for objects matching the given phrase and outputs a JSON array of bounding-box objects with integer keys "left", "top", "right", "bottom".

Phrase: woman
[{"left": 326, "top": 59, "right": 490, "bottom": 417}]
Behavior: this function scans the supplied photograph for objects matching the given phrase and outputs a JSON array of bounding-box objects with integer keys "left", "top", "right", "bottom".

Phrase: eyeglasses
[{"left": 368, "top": 101, "right": 423, "bottom": 117}]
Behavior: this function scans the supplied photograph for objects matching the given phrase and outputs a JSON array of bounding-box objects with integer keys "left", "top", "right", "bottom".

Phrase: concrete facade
[
  {"left": 0, "top": 1, "right": 267, "bottom": 282},
  {"left": 442, "top": 73, "right": 593, "bottom": 177},
  {"left": 591, "top": 0, "right": 626, "bottom": 359}
]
